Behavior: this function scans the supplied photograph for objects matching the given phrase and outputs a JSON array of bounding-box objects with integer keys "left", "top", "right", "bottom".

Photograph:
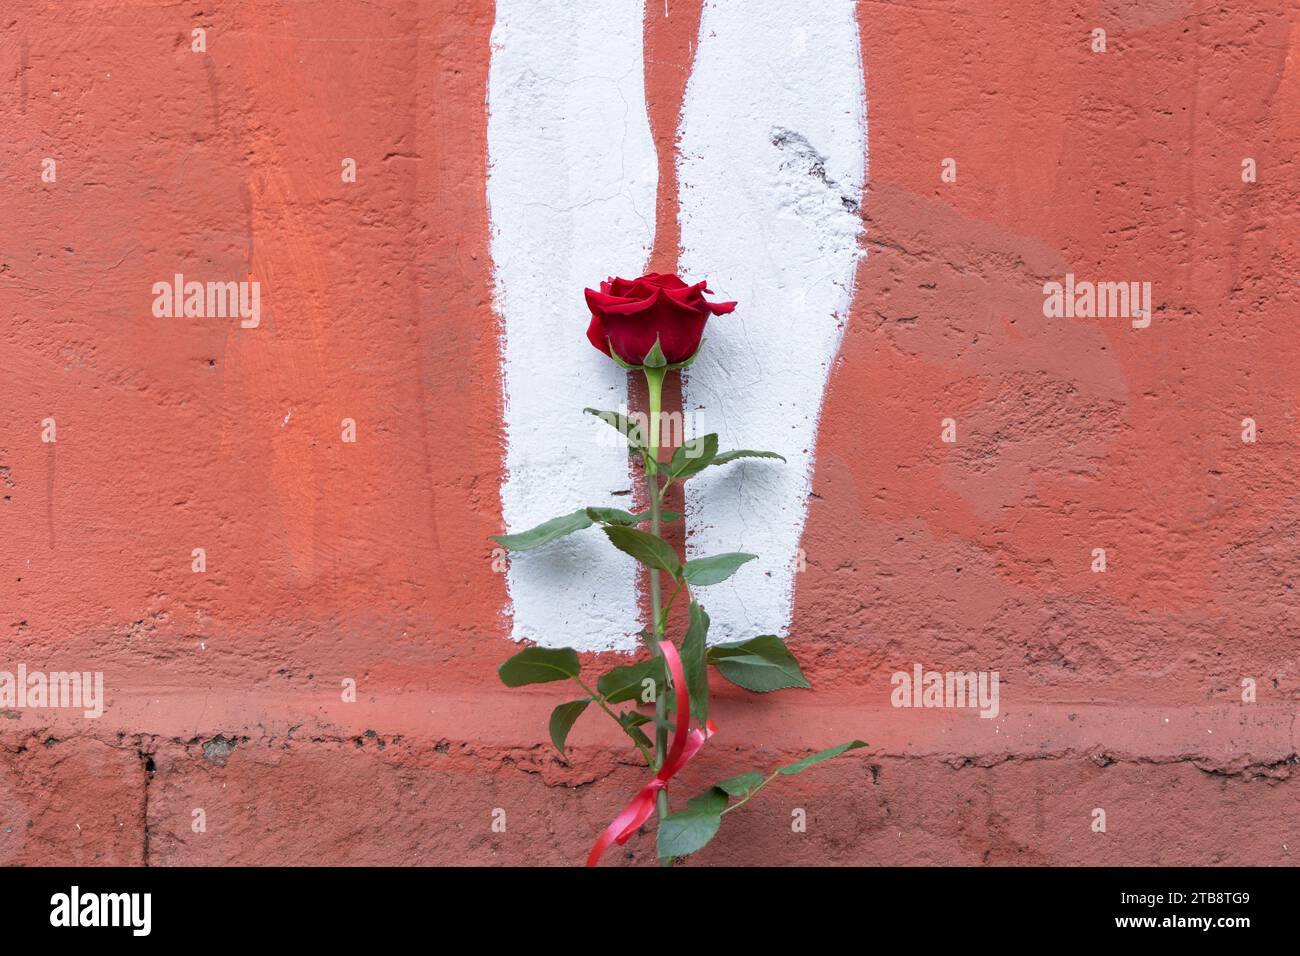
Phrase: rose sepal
[
  {"left": 604, "top": 335, "right": 701, "bottom": 372},
  {"left": 604, "top": 339, "right": 640, "bottom": 370}
]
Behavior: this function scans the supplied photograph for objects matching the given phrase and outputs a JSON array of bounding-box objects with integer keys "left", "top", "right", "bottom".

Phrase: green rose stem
[
  {"left": 641, "top": 363, "right": 673, "bottom": 865},
  {"left": 644, "top": 363, "right": 666, "bottom": 630}
]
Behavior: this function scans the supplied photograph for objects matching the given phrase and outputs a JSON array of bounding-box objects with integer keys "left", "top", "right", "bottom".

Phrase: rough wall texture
[{"left": 2, "top": 0, "right": 1299, "bottom": 866}]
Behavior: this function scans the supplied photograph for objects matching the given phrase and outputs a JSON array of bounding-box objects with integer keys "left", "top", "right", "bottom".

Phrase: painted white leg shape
[
  {"left": 487, "top": 0, "right": 657, "bottom": 650},
  {"left": 677, "top": 1, "right": 867, "bottom": 642}
]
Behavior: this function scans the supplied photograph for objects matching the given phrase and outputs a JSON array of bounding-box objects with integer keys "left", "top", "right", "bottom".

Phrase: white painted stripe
[
  {"left": 677, "top": 1, "right": 867, "bottom": 642},
  {"left": 487, "top": 0, "right": 657, "bottom": 651}
]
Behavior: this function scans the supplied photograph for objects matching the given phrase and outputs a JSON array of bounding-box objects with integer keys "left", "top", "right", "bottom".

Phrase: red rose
[{"left": 585, "top": 273, "right": 736, "bottom": 366}]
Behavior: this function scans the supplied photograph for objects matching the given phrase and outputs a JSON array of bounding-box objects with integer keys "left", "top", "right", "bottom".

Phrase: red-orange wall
[{"left": 2, "top": 1, "right": 1298, "bottom": 865}]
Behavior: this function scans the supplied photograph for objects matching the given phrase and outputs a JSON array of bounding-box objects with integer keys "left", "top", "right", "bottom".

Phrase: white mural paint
[
  {"left": 487, "top": 0, "right": 657, "bottom": 650},
  {"left": 677, "top": 1, "right": 867, "bottom": 642}
]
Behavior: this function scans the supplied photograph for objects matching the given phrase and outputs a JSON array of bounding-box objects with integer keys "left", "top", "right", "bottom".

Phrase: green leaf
[
  {"left": 601, "top": 525, "right": 680, "bottom": 577},
  {"left": 709, "top": 449, "right": 786, "bottom": 467},
  {"left": 548, "top": 699, "right": 591, "bottom": 755},
  {"left": 686, "top": 787, "right": 729, "bottom": 815},
  {"left": 583, "top": 407, "right": 645, "bottom": 449},
  {"left": 585, "top": 506, "right": 643, "bottom": 526},
  {"left": 615, "top": 711, "right": 654, "bottom": 753},
  {"left": 585, "top": 507, "right": 683, "bottom": 526},
  {"left": 715, "top": 771, "right": 765, "bottom": 797},
  {"left": 682, "top": 552, "right": 757, "bottom": 586},
  {"left": 657, "top": 802, "right": 723, "bottom": 859},
  {"left": 490, "top": 509, "right": 592, "bottom": 551},
  {"left": 778, "top": 740, "right": 868, "bottom": 775},
  {"left": 669, "top": 433, "right": 719, "bottom": 478},
  {"left": 498, "top": 647, "right": 581, "bottom": 687},
  {"left": 597, "top": 657, "right": 667, "bottom": 705},
  {"left": 706, "top": 636, "right": 810, "bottom": 692},
  {"left": 681, "top": 602, "right": 710, "bottom": 723}
]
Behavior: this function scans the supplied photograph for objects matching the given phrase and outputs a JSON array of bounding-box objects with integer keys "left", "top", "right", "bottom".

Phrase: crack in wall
[
  {"left": 137, "top": 746, "right": 155, "bottom": 866},
  {"left": 770, "top": 126, "right": 861, "bottom": 214}
]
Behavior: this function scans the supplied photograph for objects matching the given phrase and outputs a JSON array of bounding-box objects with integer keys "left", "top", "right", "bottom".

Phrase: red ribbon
[{"left": 586, "top": 640, "right": 715, "bottom": 867}]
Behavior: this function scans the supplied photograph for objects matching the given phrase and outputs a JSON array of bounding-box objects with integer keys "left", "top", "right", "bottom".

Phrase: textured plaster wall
[{"left": 1, "top": 0, "right": 1299, "bottom": 866}]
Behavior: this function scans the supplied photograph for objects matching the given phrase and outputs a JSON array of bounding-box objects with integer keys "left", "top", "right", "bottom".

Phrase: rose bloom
[{"left": 585, "top": 273, "right": 736, "bottom": 366}]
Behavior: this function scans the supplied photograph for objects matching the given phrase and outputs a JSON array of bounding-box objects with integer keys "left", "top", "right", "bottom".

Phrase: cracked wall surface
[{"left": 2, "top": 0, "right": 1299, "bottom": 866}]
